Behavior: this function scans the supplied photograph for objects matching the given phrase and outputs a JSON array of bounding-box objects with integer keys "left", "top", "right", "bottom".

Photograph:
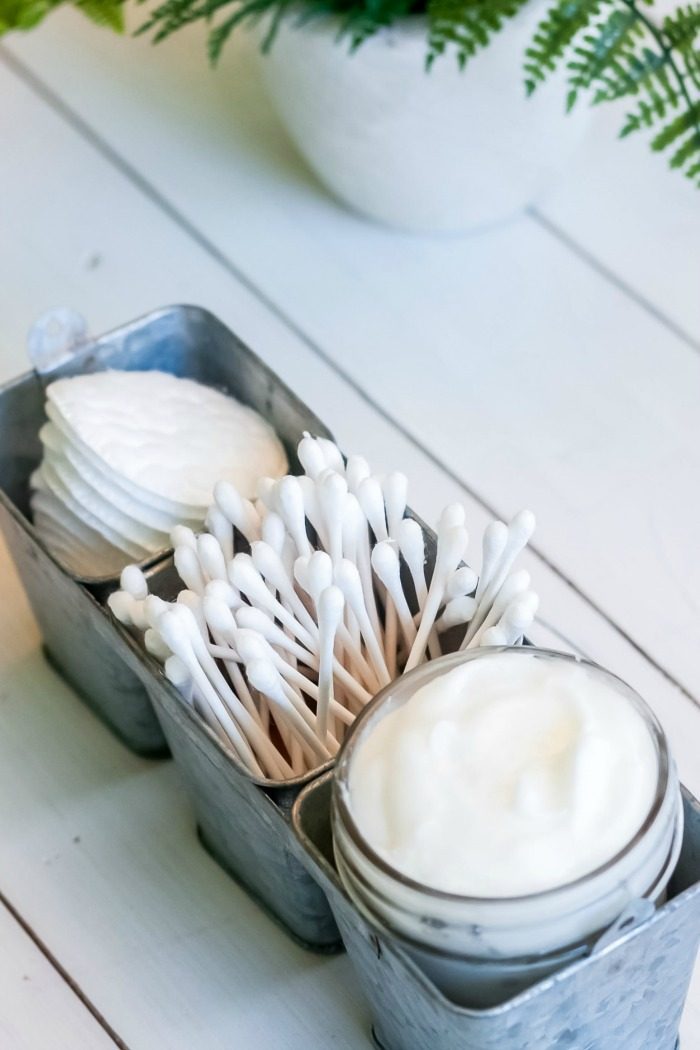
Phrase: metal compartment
[
  {"left": 0, "top": 305, "right": 332, "bottom": 754},
  {"left": 106, "top": 506, "right": 449, "bottom": 948},
  {"left": 292, "top": 772, "right": 700, "bottom": 1050}
]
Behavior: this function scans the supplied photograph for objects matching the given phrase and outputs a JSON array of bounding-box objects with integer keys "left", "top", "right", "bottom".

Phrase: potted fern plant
[{"left": 3, "top": 0, "right": 699, "bottom": 232}]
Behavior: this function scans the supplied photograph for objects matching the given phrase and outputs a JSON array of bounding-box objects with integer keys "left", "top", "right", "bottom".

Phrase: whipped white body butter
[
  {"left": 348, "top": 652, "right": 658, "bottom": 897},
  {"left": 333, "top": 648, "right": 682, "bottom": 1005}
]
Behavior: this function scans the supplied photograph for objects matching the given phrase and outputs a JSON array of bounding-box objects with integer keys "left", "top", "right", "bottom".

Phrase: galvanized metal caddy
[
  {"left": 2, "top": 304, "right": 698, "bottom": 1041},
  {"left": 0, "top": 305, "right": 332, "bottom": 755},
  {"left": 293, "top": 773, "right": 700, "bottom": 1050}
]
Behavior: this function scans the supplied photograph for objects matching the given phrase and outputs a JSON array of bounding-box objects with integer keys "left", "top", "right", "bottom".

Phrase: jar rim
[{"left": 333, "top": 646, "right": 671, "bottom": 907}]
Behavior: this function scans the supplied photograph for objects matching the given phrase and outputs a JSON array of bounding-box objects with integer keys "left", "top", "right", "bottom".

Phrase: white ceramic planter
[{"left": 254, "top": 10, "right": 589, "bottom": 233}]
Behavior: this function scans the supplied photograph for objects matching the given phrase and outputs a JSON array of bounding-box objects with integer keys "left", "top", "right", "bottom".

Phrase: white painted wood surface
[
  {"left": 0, "top": 903, "right": 117, "bottom": 1049},
  {"left": 0, "top": 11, "right": 698, "bottom": 1046}
]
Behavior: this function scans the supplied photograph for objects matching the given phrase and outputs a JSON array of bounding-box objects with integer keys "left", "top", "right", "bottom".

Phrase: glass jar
[{"left": 332, "top": 647, "right": 684, "bottom": 1008}]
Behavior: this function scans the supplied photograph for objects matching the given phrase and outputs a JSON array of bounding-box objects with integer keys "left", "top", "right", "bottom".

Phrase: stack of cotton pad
[{"left": 30, "top": 369, "right": 288, "bottom": 577}]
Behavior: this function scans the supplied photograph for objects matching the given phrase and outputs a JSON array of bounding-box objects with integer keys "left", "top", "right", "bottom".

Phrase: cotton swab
[
  {"left": 174, "top": 544, "right": 206, "bottom": 595},
  {"left": 438, "top": 595, "right": 478, "bottom": 632},
  {"left": 204, "top": 505, "right": 234, "bottom": 564},
  {"left": 317, "top": 585, "right": 344, "bottom": 744},
  {"left": 335, "top": 559, "right": 391, "bottom": 687},
  {"left": 158, "top": 607, "right": 263, "bottom": 776},
  {"left": 120, "top": 564, "right": 148, "bottom": 601},
  {"left": 317, "top": 470, "right": 348, "bottom": 566},
  {"left": 474, "top": 520, "right": 509, "bottom": 605},
  {"left": 383, "top": 473, "right": 408, "bottom": 539},
  {"left": 446, "top": 565, "right": 478, "bottom": 601},
  {"left": 214, "top": 480, "right": 261, "bottom": 542},
  {"left": 197, "top": 533, "right": 228, "bottom": 582},
  {"left": 297, "top": 553, "right": 379, "bottom": 693},
  {"left": 275, "top": 475, "right": 312, "bottom": 558},
  {"left": 461, "top": 569, "right": 531, "bottom": 649},
  {"left": 345, "top": 454, "right": 370, "bottom": 494},
  {"left": 315, "top": 437, "right": 345, "bottom": 474},
  {"left": 297, "top": 433, "right": 327, "bottom": 480},
  {"left": 371, "top": 541, "right": 417, "bottom": 649},
  {"left": 357, "top": 477, "right": 388, "bottom": 542},
  {"left": 463, "top": 512, "right": 536, "bottom": 645},
  {"left": 171, "top": 524, "right": 197, "bottom": 552},
  {"left": 397, "top": 517, "right": 428, "bottom": 611},
  {"left": 245, "top": 659, "right": 333, "bottom": 765},
  {"left": 404, "top": 524, "right": 468, "bottom": 672}
]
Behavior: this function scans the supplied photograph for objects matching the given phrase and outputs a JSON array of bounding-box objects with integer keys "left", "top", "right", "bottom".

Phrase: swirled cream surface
[{"left": 348, "top": 653, "right": 658, "bottom": 897}]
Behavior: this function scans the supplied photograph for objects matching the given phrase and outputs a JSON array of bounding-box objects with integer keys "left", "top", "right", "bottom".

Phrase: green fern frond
[
  {"left": 0, "top": 0, "right": 123, "bottom": 30},
  {"left": 427, "top": 0, "right": 529, "bottom": 69},
  {"left": 74, "top": 0, "right": 123, "bottom": 29},
  {"left": 524, "top": 0, "right": 602, "bottom": 94},
  {"left": 566, "top": 9, "right": 642, "bottom": 91}
]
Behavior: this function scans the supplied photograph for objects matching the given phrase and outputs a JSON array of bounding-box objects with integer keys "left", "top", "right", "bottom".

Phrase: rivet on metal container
[
  {"left": 0, "top": 305, "right": 332, "bottom": 756},
  {"left": 292, "top": 772, "right": 700, "bottom": 1050}
]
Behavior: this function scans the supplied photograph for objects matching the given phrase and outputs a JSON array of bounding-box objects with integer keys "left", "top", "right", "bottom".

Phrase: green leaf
[
  {"left": 524, "top": 0, "right": 601, "bottom": 90},
  {"left": 75, "top": 0, "right": 123, "bottom": 29},
  {"left": 0, "top": 0, "right": 60, "bottom": 32},
  {"left": 651, "top": 100, "right": 700, "bottom": 149}
]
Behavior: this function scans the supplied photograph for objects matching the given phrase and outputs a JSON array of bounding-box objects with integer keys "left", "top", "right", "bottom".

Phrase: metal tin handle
[{"left": 27, "top": 307, "right": 88, "bottom": 375}]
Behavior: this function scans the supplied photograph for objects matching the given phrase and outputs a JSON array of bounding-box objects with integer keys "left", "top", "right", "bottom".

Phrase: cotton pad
[{"left": 31, "top": 369, "right": 288, "bottom": 576}]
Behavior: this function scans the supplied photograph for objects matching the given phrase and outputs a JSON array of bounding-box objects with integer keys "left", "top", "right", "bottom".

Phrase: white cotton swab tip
[
  {"left": 144, "top": 627, "right": 171, "bottom": 661},
  {"left": 120, "top": 564, "right": 148, "bottom": 600},
  {"left": 204, "top": 578, "right": 241, "bottom": 610},
  {"left": 480, "top": 625, "right": 509, "bottom": 647},
  {"left": 164, "top": 654, "right": 191, "bottom": 690},
  {"left": 446, "top": 566, "right": 479, "bottom": 600},
  {"left": 143, "top": 594, "right": 169, "bottom": 629},
  {"left": 197, "top": 533, "right": 228, "bottom": 582},
  {"left": 107, "top": 589, "right": 136, "bottom": 625},
  {"left": 174, "top": 544, "right": 206, "bottom": 595},
  {"left": 245, "top": 658, "right": 288, "bottom": 704},
  {"left": 383, "top": 472, "right": 408, "bottom": 536},
  {"left": 345, "top": 455, "right": 370, "bottom": 493},
  {"left": 318, "top": 584, "right": 345, "bottom": 636},
  {"left": 298, "top": 434, "right": 327, "bottom": 480},
  {"left": 261, "top": 511, "right": 286, "bottom": 554},
  {"left": 202, "top": 595, "right": 237, "bottom": 637},
  {"left": 439, "top": 503, "right": 466, "bottom": 530},
  {"left": 316, "top": 437, "right": 345, "bottom": 473},
  {"left": 170, "top": 524, "right": 197, "bottom": 551},
  {"left": 440, "top": 595, "right": 478, "bottom": 629}
]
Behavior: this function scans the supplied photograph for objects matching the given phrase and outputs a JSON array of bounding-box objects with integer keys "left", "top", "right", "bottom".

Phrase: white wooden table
[{"left": 0, "top": 10, "right": 699, "bottom": 1046}]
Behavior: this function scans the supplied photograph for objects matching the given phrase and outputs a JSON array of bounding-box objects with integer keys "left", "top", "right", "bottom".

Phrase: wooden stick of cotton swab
[
  {"left": 235, "top": 602, "right": 372, "bottom": 708},
  {"left": 245, "top": 659, "right": 336, "bottom": 766},
  {"left": 217, "top": 626, "right": 355, "bottom": 734},
  {"left": 345, "top": 491, "right": 383, "bottom": 649}
]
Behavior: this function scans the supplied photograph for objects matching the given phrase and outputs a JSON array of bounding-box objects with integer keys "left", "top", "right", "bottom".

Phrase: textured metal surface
[
  {"left": 0, "top": 305, "right": 333, "bottom": 753},
  {"left": 0, "top": 362, "right": 166, "bottom": 753},
  {"left": 293, "top": 774, "right": 700, "bottom": 1050}
]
